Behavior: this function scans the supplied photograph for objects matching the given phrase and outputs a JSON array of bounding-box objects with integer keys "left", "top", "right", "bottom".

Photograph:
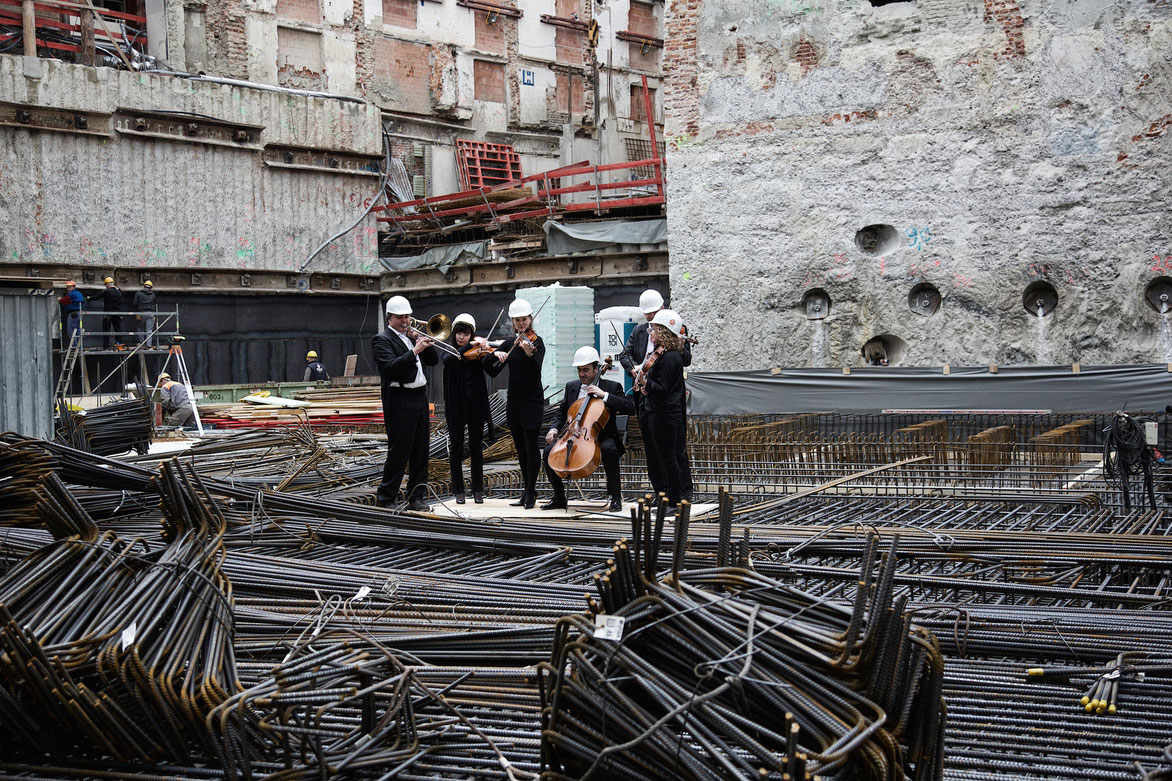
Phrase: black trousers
[
  {"left": 544, "top": 436, "right": 622, "bottom": 500},
  {"left": 507, "top": 406, "right": 541, "bottom": 498},
  {"left": 635, "top": 397, "right": 663, "bottom": 497},
  {"left": 646, "top": 407, "right": 684, "bottom": 505},
  {"left": 378, "top": 387, "right": 430, "bottom": 504},
  {"left": 101, "top": 315, "right": 121, "bottom": 349},
  {"left": 448, "top": 415, "right": 485, "bottom": 494}
]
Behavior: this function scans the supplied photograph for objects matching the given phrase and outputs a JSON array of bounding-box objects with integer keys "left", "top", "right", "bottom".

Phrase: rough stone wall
[
  {"left": 664, "top": 0, "right": 1172, "bottom": 369},
  {"left": 0, "top": 58, "right": 383, "bottom": 275}
]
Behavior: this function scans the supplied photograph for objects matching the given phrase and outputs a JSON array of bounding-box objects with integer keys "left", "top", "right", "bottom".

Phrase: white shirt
[
  {"left": 390, "top": 330, "right": 426, "bottom": 388},
  {"left": 576, "top": 381, "right": 608, "bottom": 403}
]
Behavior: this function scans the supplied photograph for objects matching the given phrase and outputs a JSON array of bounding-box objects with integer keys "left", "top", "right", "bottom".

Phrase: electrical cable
[{"left": 1103, "top": 412, "right": 1156, "bottom": 511}]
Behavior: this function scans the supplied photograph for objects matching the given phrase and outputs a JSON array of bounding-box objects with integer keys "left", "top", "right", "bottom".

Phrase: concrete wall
[
  {"left": 0, "top": 56, "right": 384, "bottom": 276},
  {"left": 663, "top": 0, "right": 1172, "bottom": 369}
]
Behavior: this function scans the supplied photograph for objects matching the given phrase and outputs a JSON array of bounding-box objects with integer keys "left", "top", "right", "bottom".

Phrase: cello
[{"left": 548, "top": 357, "right": 614, "bottom": 480}]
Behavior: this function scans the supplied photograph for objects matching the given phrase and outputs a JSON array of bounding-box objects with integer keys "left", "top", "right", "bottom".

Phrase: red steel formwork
[
  {"left": 455, "top": 140, "right": 524, "bottom": 190},
  {"left": 0, "top": 0, "right": 148, "bottom": 55}
]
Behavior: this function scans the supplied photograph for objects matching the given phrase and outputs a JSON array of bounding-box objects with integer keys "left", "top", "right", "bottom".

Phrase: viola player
[{"left": 541, "top": 346, "right": 634, "bottom": 512}]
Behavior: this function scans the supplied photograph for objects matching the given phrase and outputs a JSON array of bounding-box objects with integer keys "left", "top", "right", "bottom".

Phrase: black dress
[
  {"left": 484, "top": 335, "right": 546, "bottom": 501},
  {"left": 441, "top": 346, "right": 494, "bottom": 495}
]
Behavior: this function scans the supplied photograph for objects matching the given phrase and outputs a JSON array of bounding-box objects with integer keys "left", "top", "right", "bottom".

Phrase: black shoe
[
  {"left": 541, "top": 497, "right": 567, "bottom": 511},
  {"left": 408, "top": 498, "right": 430, "bottom": 512},
  {"left": 473, "top": 492, "right": 484, "bottom": 504},
  {"left": 509, "top": 497, "right": 526, "bottom": 507},
  {"left": 523, "top": 492, "right": 536, "bottom": 510},
  {"left": 609, "top": 496, "right": 623, "bottom": 512},
  {"left": 455, "top": 494, "right": 466, "bottom": 505},
  {"left": 377, "top": 496, "right": 400, "bottom": 508}
]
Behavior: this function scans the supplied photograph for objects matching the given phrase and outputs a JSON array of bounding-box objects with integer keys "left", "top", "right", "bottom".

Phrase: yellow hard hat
[
  {"left": 103, "top": 277, "right": 114, "bottom": 284},
  {"left": 306, "top": 351, "right": 318, "bottom": 360},
  {"left": 158, "top": 372, "right": 170, "bottom": 380},
  {"left": 144, "top": 280, "right": 153, "bottom": 287}
]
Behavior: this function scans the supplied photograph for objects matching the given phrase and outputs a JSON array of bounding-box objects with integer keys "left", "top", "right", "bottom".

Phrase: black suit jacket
[
  {"left": 372, "top": 328, "right": 438, "bottom": 407},
  {"left": 551, "top": 377, "right": 635, "bottom": 456}
]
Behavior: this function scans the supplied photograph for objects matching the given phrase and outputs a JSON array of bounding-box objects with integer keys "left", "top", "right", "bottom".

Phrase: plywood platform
[{"left": 420, "top": 496, "right": 716, "bottom": 520}]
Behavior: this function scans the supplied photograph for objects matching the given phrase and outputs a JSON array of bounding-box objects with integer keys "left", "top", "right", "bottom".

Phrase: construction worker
[
  {"left": 57, "top": 280, "right": 84, "bottom": 341},
  {"left": 133, "top": 281, "right": 157, "bottom": 346},
  {"left": 304, "top": 351, "right": 331, "bottom": 382},
  {"left": 157, "top": 373, "right": 196, "bottom": 427},
  {"left": 89, "top": 277, "right": 122, "bottom": 350}
]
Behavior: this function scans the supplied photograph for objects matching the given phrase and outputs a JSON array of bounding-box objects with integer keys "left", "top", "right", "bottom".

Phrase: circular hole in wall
[
  {"left": 802, "top": 288, "right": 831, "bottom": 320},
  {"left": 1023, "top": 281, "right": 1058, "bottom": 318},
  {"left": 908, "top": 283, "right": 941, "bottom": 316},
  {"left": 861, "top": 334, "right": 908, "bottom": 366},
  {"left": 1144, "top": 277, "right": 1172, "bottom": 315},
  {"left": 854, "top": 224, "right": 901, "bottom": 256}
]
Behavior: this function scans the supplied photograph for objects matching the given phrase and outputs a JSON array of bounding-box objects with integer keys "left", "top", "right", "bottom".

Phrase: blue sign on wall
[{"left": 522, "top": 70, "right": 535, "bottom": 86}]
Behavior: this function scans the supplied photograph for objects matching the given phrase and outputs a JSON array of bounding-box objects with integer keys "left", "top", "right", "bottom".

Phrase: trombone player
[{"left": 373, "top": 295, "right": 438, "bottom": 510}]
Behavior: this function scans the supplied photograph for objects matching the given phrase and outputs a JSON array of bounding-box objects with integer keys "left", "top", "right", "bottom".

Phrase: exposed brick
[
  {"left": 791, "top": 37, "right": 819, "bottom": 75},
  {"left": 373, "top": 37, "right": 432, "bottom": 114},
  {"left": 627, "top": 0, "right": 659, "bottom": 71},
  {"left": 663, "top": 0, "right": 699, "bottom": 137},
  {"left": 554, "top": 0, "right": 583, "bottom": 64},
  {"left": 630, "top": 83, "right": 656, "bottom": 122},
  {"left": 474, "top": 10, "right": 504, "bottom": 54},
  {"left": 382, "top": 0, "right": 416, "bottom": 29},
  {"left": 276, "top": 0, "right": 321, "bottom": 24},
  {"left": 984, "top": 0, "right": 1026, "bottom": 58},
  {"left": 556, "top": 72, "right": 584, "bottom": 114},
  {"left": 474, "top": 59, "right": 506, "bottom": 103}
]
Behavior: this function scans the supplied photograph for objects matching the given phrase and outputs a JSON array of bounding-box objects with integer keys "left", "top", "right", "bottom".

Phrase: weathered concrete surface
[
  {"left": 663, "top": 0, "right": 1172, "bottom": 369},
  {"left": 0, "top": 57, "right": 384, "bottom": 275}
]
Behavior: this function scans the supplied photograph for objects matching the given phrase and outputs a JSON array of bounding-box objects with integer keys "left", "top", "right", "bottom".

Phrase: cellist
[{"left": 541, "top": 346, "right": 634, "bottom": 512}]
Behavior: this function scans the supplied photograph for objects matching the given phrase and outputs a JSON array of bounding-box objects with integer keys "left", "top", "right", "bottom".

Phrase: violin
[
  {"left": 548, "top": 358, "right": 613, "bottom": 480},
  {"left": 633, "top": 346, "right": 665, "bottom": 395},
  {"left": 505, "top": 327, "right": 539, "bottom": 359},
  {"left": 460, "top": 337, "right": 502, "bottom": 360}
]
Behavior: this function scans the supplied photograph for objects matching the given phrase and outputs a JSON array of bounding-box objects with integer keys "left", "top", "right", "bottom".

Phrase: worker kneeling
[
  {"left": 542, "top": 346, "right": 634, "bottom": 513},
  {"left": 158, "top": 373, "right": 196, "bottom": 427}
]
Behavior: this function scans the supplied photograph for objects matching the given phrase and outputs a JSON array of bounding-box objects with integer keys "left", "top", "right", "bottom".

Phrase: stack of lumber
[{"left": 199, "top": 387, "right": 389, "bottom": 429}]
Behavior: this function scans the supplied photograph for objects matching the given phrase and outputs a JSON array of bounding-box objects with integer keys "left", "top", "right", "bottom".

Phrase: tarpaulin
[
  {"left": 379, "top": 241, "right": 488, "bottom": 274},
  {"left": 544, "top": 218, "right": 667, "bottom": 255},
  {"left": 687, "top": 364, "right": 1172, "bottom": 415}
]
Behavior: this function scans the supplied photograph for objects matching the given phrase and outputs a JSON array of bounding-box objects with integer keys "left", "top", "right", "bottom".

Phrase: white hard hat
[
  {"left": 651, "top": 308, "right": 683, "bottom": 334},
  {"left": 572, "top": 346, "right": 601, "bottom": 367},
  {"left": 452, "top": 313, "right": 476, "bottom": 331},
  {"left": 508, "top": 298, "right": 533, "bottom": 318},
  {"left": 385, "top": 295, "right": 412, "bottom": 315},
  {"left": 639, "top": 289, "right": 664, "bottom": 313}
]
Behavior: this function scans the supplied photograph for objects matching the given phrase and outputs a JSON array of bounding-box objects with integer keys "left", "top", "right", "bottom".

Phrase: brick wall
[
  {"left": 662, "top": 0, "right": 699, "bottom": 137},
  {"left": 984, "top": 0, "right": 1025, "bottom": 58},
  {"left": 277, "top": 26, "right": 325, "bottom": 91},
  {"left": 373, "top": 37, "right": 433, "bottom": 114},
  {"left": 382, "top": 0, "right": 416, "bottom": 29},
  {"left": 627, "top": 0, "right": 659, "bottom": 72},
  {"left": 474, "top": 59, "right": 505, "bottom": 103},
  {"left": 630, "top": 83, "right": 655, "bottom": 122},
  {"left": 557, "top": 72, "right": 584, "bottom": 114},
  {"left": 474, "top": 10, "right": 505, "bottom": 54},
  {"left": 276, "top": 0, "right": 321, "bottom": 24},
  {"left": 554, "top": 0, "right": 582, "bottom": 65}
]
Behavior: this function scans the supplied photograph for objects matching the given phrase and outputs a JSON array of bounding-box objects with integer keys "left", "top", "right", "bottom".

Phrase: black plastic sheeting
[
  {"left": 687, "top": 364, "right": 1172, "bottom": 415},
  {"left": 67, "top": 283, "right": 669, "bottom": 392}
]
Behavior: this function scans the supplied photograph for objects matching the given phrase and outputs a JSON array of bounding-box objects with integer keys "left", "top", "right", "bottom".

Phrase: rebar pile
[{"left": 57, "top": 391, "right": 153, "bottom": 457}]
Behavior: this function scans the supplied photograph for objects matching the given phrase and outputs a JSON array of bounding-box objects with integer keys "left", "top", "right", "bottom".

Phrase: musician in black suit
[
  {"left": 618, "top": 289, "right": 693, "bottom": 500},
  {"left": 484, "top": 297, "right": 546, "bottom": 509},
  {"left": 541, "top": 346, "right": 635, "bottom": 512},
  {"left": 372, "top": 295, "right": 438, "bottom": 511}
]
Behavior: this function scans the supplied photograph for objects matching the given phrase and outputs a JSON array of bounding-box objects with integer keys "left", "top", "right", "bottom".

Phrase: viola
[
  {"left": 633, "top": 346, "right": 665, "bottom": 395},
  {"left": 548, "top": 358, "right": 614, "bottom": 480}
]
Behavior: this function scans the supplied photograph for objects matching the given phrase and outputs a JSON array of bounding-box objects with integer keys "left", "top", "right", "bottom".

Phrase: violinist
[
  {"left": 541, "top": 346, "right": 635, "bottom": 512},
  {"left": 640, "top": 309, "right": 688, "bottom": 515},
  {"left": 484, "top": 298, "right": 546, "bottom": 509},
  {"left": 619, "top": 289, "right": 693, "bottom": 499},
  {"left": 441, "top": 313, "right": 495, "bottom": 505}
]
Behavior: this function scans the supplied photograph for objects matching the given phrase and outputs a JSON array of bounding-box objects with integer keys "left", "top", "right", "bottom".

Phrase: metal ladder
[{"left": 54, "top": 329, "right": 81, "bottom": 400}]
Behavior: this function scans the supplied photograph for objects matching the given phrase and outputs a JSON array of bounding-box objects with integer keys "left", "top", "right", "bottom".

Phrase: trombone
[{"left": 406, "top": 313, "right": 463, "bottom": 357}]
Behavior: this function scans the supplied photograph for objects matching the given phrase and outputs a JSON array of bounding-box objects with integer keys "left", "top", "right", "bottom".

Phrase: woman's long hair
[{"left": 652, "top": 324, "right": 682, "bottom": 351}]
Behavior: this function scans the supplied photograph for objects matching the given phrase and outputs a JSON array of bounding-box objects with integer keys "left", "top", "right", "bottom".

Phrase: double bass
[{"left": 548, "top": 358, "right": 614, "bottom": 480}]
